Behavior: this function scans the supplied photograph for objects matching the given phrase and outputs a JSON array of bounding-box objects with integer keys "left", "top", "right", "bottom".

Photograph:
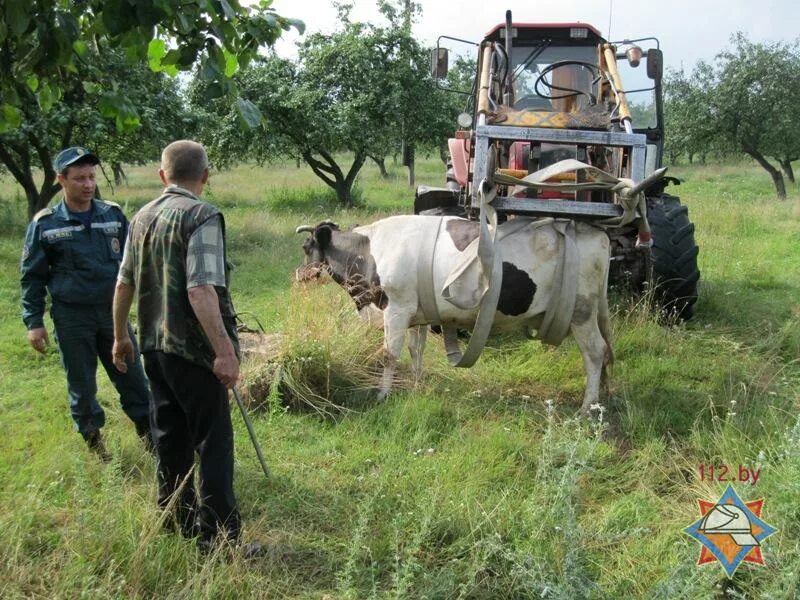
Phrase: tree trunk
[
  {"left": 402, "top": 143, "right": 415, "bottom": 188},
  {"left": 112, "top": 161, "right": 127, "bottom": 186},
  {"left": 743, "top": 144, "right": 786, "bottom": 200},
  {"left": 369, "top": 155, "right": 389, "bottom": 178},
  {"left": 778, "top": 159, "right": 795, "bottom": 184},
  {"left": 26, "top": 184, "right": 61, "bottom": 219},
  {"left": 334, "top": 182, "right": 352, "bottom": 207},
  {"left": 687, "top": 153, "right": 694, "bottom": 164},
  {"left": 301, "top": 149, "right": 367, "bottom": 208},
  {"left": 0, "top": 142, "right": 60, "bottom": 219}
]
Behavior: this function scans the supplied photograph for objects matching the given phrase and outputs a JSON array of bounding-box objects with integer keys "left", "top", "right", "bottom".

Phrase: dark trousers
[
  {"left": 51, "top": 301, "right": 150, "bottom": 434},
  {"left": 142, "top": 351, "right": 240, "bottom": 542}
]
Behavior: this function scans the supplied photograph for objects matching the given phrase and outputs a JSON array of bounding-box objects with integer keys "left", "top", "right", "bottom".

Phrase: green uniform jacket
[{"left": 20, "top": 198, "right": 128, "bottom": 330}]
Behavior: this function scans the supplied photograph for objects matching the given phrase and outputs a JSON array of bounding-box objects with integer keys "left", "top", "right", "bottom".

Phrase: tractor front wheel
[{"left": 646, "top": 194, "right": 700, "bottom": 320}]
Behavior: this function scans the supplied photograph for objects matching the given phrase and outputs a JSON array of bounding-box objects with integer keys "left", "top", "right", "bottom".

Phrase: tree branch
[
  {"left": 344, "top": 150, "right": 367, "bottom": 186},
  {"left": 0, "top": 142, "right": 32, "bottom": 190},
  {"left": 302, "top": 150, "right": 338, "bottom": 188}
]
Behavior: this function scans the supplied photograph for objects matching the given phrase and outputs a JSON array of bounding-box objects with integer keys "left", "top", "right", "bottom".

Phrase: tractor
[{"left": 416, "top": 11, "right": 700, "bottom": 319}]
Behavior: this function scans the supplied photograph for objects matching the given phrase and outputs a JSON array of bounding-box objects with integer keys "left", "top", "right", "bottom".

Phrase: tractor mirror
[
  {"left": 431, "top": 47, "right": 449, "bottom": 79},
  {"left": 647, "top": 48, "right": 663, "bottom": 80}
]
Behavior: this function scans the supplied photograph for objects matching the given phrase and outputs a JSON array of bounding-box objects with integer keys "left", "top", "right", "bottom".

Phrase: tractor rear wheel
[{"left": 647, "top": 194, "right": 700, "bottom": 320}]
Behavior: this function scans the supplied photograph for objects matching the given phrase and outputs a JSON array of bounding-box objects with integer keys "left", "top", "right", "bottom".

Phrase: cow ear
[{"left": 315, "top": 225, "right": 332, "bottom": 249}]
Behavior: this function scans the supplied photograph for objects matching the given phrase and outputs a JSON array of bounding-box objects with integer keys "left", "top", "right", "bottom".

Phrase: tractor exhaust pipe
[{"left": 504, "top": 10, "right": 513, "bottom": 107}]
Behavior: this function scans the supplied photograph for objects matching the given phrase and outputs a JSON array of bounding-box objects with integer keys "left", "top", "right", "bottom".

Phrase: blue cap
[{"left": 53, "top": 146, "right": 100, "bottom": 173}]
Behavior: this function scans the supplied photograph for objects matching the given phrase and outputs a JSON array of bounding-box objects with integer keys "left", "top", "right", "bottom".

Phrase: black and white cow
[{"left": 296, "top": 215, "right": 612, "bottom": 414}]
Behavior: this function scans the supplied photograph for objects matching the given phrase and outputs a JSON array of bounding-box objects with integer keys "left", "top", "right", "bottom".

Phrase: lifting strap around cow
[{"left": 417, "top": 158, "right": 664, "bottom": 368}]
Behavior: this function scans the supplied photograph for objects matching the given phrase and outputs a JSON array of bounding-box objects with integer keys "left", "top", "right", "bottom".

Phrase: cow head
[
  {"left": 295, "top": 221, "right": 339, "bottom": 282},
  {"left": 295, "top": 221, "right": 387, "bottom": 310}
]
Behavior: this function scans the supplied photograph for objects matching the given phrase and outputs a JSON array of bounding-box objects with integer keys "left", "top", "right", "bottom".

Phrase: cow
[{"left": 295, "top": 214, "right": 612, "bottom": 414}]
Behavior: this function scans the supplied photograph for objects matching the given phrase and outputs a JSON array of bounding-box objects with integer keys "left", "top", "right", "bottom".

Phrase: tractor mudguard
[{"left": 448, "top": 138, "right": 471, "bottom": 189}]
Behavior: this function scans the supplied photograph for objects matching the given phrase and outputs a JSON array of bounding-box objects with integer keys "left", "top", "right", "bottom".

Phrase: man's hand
[
  {"left": 28, "top": 327, "right": 49, "bottom": 354},
  {"left": 112, "top": 335, "right": 135, "bottom": 373},
  {"left": 213, "top": 353, "right": 240, "bottom": 389}
]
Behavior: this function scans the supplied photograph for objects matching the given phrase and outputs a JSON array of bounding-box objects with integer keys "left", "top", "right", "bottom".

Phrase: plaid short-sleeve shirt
[{"left": 186, "top": 215, "right": 226, "bottom": 289}]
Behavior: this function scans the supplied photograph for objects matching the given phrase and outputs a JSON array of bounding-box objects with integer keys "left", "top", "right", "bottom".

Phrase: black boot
[
  {"left": 82, "top": 429, "right": 112, "bottom": 462},
  {"left": 133, "top": 417, "right": 154, "bottom": 453}
]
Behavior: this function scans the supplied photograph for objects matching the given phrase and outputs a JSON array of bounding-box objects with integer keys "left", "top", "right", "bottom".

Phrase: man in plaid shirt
[{"left": 112, "top": 140, "right": 258, "bottom": 556}]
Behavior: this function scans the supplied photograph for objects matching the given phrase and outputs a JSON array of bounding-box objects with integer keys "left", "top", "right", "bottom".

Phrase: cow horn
[{"left": 295, "top": 225, "right": 315, "bottom": 234}]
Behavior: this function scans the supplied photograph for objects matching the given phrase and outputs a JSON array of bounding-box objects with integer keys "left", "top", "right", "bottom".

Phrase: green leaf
[
  {"left": 136, "top": 0, "right": 166, "bottom": 28},
  {"left": 161, "top": 49, "right": 181, "bottom": 66},
  {"left": 98, "top": 94, "right": 119, "bottom": 119},
  {"left": 115, "top": 112, "right": 141, "bottom": 133},
  {"left": 73, "top": 40, "right": 89, "bottom": 58},
  {"left": 219, "top": 0, "right": 237, "bottom": 19},
  {"left": 203, "top": 82, "right": 226, "bottom": 100},
  {"left": 287, "top": 17, "right": 305, "bottom": 35},
  {"left": 223, "top": 48, "right": 238, "bottom": 78},
  {"left": 148, "top": 38, "right": 167, "bottom": 71},
  {"left": 0, "top": 104, "right": 23, "bottom": 133},
  {"left": 5, "top": 1, "right": 30, "bottom": 37},
  {"left": 38, "top": 83, "right": 57, "bottom": 113},
  {"left": 235, "top": 97, "right": 263, "bottom": 128},
  {"left": 26, "top": 75, "right": 39, "bottom": 92},
  {"left": 55, "top": 11, "right": 80, "bottom": 40},
  {"left": 82, "top": 82, "right": 101, "bottom": 94},
  {"left": 102, "top": 0, "right": 137, "bottom": 36},
  {"left": 153, "top": 0, "right": 176, "bottom": 16},
  {"left": 125, "top": 44, "right": 140, "bottom": 64},
  {"left": 200, "top": 55, "right": 223, "bottom": 81},
  {"left": 177, "top": 45, "right": 199, "bottom": 68},
  {"left": 176, "top": 11, "right": 194, "bottom": 34}
]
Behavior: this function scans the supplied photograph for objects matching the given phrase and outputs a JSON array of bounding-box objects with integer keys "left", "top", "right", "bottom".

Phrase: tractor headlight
[{"left": 457, "top": 112, "right": 473, "bottom": 128}]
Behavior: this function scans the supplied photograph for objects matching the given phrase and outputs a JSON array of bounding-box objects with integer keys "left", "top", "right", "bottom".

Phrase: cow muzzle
[{"left": 295, "top": 262, "right": 333, "bottom": 283}]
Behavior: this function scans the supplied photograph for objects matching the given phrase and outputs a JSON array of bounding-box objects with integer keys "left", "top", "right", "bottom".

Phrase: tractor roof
[{"left": 484, "top": 22, "right": 605, "bottom": 46}]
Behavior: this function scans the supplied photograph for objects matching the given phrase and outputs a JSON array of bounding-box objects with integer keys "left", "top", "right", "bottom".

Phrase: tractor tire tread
[{"left": 647, "top": 194, "right": 701, "bottom": 320}]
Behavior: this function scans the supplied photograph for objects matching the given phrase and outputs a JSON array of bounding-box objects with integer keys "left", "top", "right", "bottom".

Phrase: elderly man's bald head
[{"left": 160, "top": 140, "right": 208, "bottom": 186}]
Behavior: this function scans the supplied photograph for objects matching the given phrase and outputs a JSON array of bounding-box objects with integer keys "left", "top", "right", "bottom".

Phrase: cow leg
[
  {"left": 408, "top": 325, "right": 428, "bottom": 384},
  {"left": 570, "top": 318, "right": 609, "bottom": 416},
  {"left": 597, "top": 292, "right": 613, "bottom": 390},
  {"left": 377, "top": 303, "right": 415, "bottom": 401}
]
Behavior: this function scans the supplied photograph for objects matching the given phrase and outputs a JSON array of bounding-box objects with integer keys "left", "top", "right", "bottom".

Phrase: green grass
[{"left": 1, "top": 157, "right": 799, "bottom": 598}]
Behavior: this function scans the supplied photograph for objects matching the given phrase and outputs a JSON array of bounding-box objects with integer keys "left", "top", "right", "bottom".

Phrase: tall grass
[{"left": 0, "top": 157, "right": 798, "bottom": 598}]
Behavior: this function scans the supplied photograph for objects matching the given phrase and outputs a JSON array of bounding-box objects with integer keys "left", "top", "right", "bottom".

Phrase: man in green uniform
[
  {"left": 20, "top": 147, "right": 152, "bottom": 460},
  {"left": 112, "top": 140, "right": 257, "bottom": 555}
]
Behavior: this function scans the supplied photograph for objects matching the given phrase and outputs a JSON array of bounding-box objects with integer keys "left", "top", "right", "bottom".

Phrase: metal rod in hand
[{"left": 232, "top": 387, "right": 270, "bottom": 480}]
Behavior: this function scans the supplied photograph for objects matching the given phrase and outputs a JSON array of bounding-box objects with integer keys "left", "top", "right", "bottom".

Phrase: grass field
[{"left": 0, "top": 157, "right": 799, "bottom": 599}]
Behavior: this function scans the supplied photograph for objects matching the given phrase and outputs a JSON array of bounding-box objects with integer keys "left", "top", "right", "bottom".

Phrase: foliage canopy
[
  {"left": 0, "top": 0, "right": 302, "bottom": 133},
  {"left": 194, "top": 2, "right": 459, "bottom": 207}
]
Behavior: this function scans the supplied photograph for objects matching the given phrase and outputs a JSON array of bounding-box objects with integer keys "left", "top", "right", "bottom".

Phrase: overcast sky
[{"left": 271, "top": 0, "right": 799, "bottom": 71}]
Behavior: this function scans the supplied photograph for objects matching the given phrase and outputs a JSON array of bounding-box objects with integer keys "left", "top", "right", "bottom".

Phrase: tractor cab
[
  {"left": 484, "top": 23, "right": 603, "bottom": 115},
  {"left": 419, "top": 11, "right": 699, "bottom": 321}
]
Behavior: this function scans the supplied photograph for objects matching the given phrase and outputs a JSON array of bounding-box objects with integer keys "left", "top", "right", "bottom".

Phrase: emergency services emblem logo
[
  {"left": 684, "top": 485, "right": 777, "bottom": 577},
  {"left": 111, "top": 237, "right": 120, "bottom": 253}
]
